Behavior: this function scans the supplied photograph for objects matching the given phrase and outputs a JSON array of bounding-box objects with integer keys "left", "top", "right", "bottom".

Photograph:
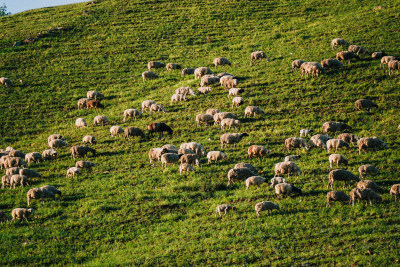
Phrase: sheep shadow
[{"left": 98, "top": 151, "right": 124, "bottom": 157}]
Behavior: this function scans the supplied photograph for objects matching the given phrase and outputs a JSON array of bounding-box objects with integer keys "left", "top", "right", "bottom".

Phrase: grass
[{"left": 1, "top": 0, "right": 400, "bottom": 265}]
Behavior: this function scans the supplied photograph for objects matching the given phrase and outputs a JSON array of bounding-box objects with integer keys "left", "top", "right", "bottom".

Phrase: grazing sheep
[
  {"left": 213, "top": 57, "right": 231, "bottom": 68},
  {"left": 336, "top": 51, "right": 360, "bottom": 64},
  {"left": 0, "top": 77, "right": 13, "bottom": 87},
  {"left": 4, "top": 157, "right": 26, "bottom": 169},
  {"left": 77, "top": 98, "right": 89, "bottom": 109},
  {"left": 321, "top": 58, "right": 343, "bottom": 70},
  {"left": 93, "top": 115, "right": 110, "bottom": 126},
  {"left": 285, "top": 137, "right": 309, "bottom": 151},
  {"left": 217, "top": 72, "right": 234, "bottom": 78},
  {"left": 251, "top": 51, "right": 269, "bottom": 63},
  {"left": 355, "top": 99, "right": 378, "bottom": 111},
  {"left": 0, "top": 210, "right": 9, "bottom": 223},
  {"left": 148, "top": 122, "right": 173, "bottom": 136},
  {"left": 291, "top": 60, "right": 306, "bottom": 71},
  {"left": 170, "top": 93, "right": 187, "bottom": 104},
  {"left": 194, "top": 67, "right": 213, "bottom": 79},
  {"left": 328, "top": 169, "right": 360, "bottom": 190},
  {"left": 228, "top": 88, "right": 244, "bottom": 98},
  {"left": 147, "top": 61, "right": 165, "bottom": 70},
  {"left": 274, "top": 161, "right": 302, "bottom": 177},
  {"left": 70, "top": 145, "right": 96, "bottom": 159},
  {"left": 299, "top": 129, "right": 312, "bottom": 138},
  {"left": 41, "top": 185, "right": 61, "bottom": 197},
  {"left": 123, "top": 109, "right": 142, "bottom": 122},
  {"left": 348, "top": 45, "right": 368, "bottom": 55},
  {"left": 148, "top": 147, "right": 168, "bottom": 163},
  {"left": 300, "top": 62, "right": 325, "bottom": 77},
  {"left": 48, "top": 134, "right": 65, "bottom": 144},
  {"left": 326, "top": 139, "right": 349, "bottom": 152},
  {"left": 10, "top": 174, "right": 29, "bottom": 189},
  {"left": 215, "top": 204, "right": 236, "bottom": 217},
  {"left": 110, "top": 126, "right": 124, "bottom": 137},
  {"left": 1, "top": 174, "right": 11, "bottom": 189},
  {"left": 246, "top": 176, "right": 267, "bottom": 189},
  {"left": 358, "top": 165, "right": 380, "bottom": 178},
  {"left": 181, "top": 68, "right": 195, "bottom": 76},
  {"left": 371, "top": 52, "right": 386, "bottom": 60},
  {"left": 150, "top": 103, "right": 166, "bottom": 113},
  {"left": 220, "top": 133, "right": 249, "bottom": 148},
  {"left": 42, "top": 149, "right": 57, "bottom": 160},
  {"left": 322, "top": 121, "right": 351, "bottom": 134},
  {"left": 175, "top": 87, "right": 196, "bottom": 96},
  {"left": 26, "top": 187, "right": 55, "bottom": 205},
  {"left": 284, "top": 155, "right": 301, "bottom": 162},
  {"left": 6, "top": 167, "right": 20, "bottom": 176},
  {"left": 75, "top": 118, "right": 87, "bottom": 128},
  {"left": 380, "top": 56, "right": 395, "bottom": 67},
  {"left": 161, "top": 144, "right": 179, "bottom": 152},
  {"left": 207, "top": 151, "right": 227, "bottom": 163},
  {"left": 86, "top": 100, "right": 104, "bottom": 109},
  {"left": 232, "top": 97, "right": 244, "bottom": 108},
  {"left": 329, "top": 154, "right": 348, "bottom": 168},
  {"left": 83, "top": 135, "right": 97, "bottom": 145},
  {"left": 331, "top": 38, "right": 348, "bottom": 49},
  {"left": 75, "top": 161, "right": 95, "bottom": 170},
  {"left": 247, "top": 145, "right": 270, "bottom": 158},
  {"left": 222, "top": 78, "right": 238, "bottom": 89},
  {"left": 197, "top": 87, "right": 212, "bottom": 95},
  {"left": 244, "top": 106, "right": 265, "bottom": 118},
  {"left": 25, "top": 152, "right": 42, "bottom": 164},
  {"left": 87, "top": 91, "right": 104, "bottom": 100},
  {"left": 11, "top": 208, "right": 35, "bottom": 222},
  {"left": 326, "top": 191, "right": 350, "bottom": 207},
  {"left": 1, "top": 156, "right": 12, "bottom": 169},
  {"left": 255, "top": 201, "right": 279, "bottom": 217},
  {"left": 219, "top": 75, "right": 234, "bottom": 86},
  {"left": 388, "top": 60, "right": 400, "bottom": 75},
  {"left": 234, "top": 163, "right": 257, "bottom": 173},
  {"left": 309, "top": 134, "right": 331, "bottom": 149},
  {"left": 5, "top": 147, "right": 14, "bottom": 152},
  {"left": 349, "top": 188, "right": 382, "bottom": 206},
  {"left": 49, "top": 139, "right": 68, "bottom": 151},
  {"left": 124, "top": 127, "right": 145, "bottom": 140},
  {"left": 166, "top": 63, "right": 181, "bottom": 71},
  {"left": 180, "top": 154, "right": 200, "bottom": 167},
  {"left": 19, "top": 169, "right": 41, "bottom": 179},
  {"left": 161, "top": 153, "right": 183, "bottom": 168},
  {"left": 275, "top": 183, "right": 302, "bottom": 198},
  {"left": 200, "top": 75, "right": 220, "bottom": 87},
  {"left": 390, "top": 184, "right": 400, "bottom": 201},
  {"left": 337, "top": 133, "right": 359, "bottom": 145},
  {"left": 213, "top": 112, "right": 238, "bottom": 125},
  {"left": 141, "top": 100, "right": 157, "bottom": 113},
  {"left": 142, "top": 71, "right": 158, "bottom": 81},
  {"left": 179, "top": 163, "right": 195, "bottom": 175},
  {"left": 357, "top": 180, "right": 383, "bottom": 193},
  {"left": 357, "top": 137, "right": 387, "bottom": 154},
  {"left": 196, "top": 114, "right": 214, "bottom": 126},
  {"left": 178, "top": 148, "right": 195, "bottom": 155},
  {"left": 206, "top": 108, "right": 222, "bottom": 116},
  {"left": 179, "top": 142, "right": 206, "bottom": 157},
  {"left": 66, "top": 167, "right": 80, "bottom": 177},
  {"left": 8, "top": 150, "right": 25, "bottom": 158},
  {"left": 270, "top": 177, "right": 287, "bottom": 188},
  {"left": 227, "top": 167, "right": 257, "bottom": 186},
  {"left": 221, "top": 118, "right": 240, "bottom": 130}
]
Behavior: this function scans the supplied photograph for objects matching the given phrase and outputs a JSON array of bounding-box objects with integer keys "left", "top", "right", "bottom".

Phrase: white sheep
[
  {"left": 19, "top": 168, "right": 41, "bottom": 178},
  {"left": 244, "top": 106, "right": 265, "bottom": 118},
  {"left": 200, "top": 75, "right": 220, "bottom": 87},
  {"left": 10, "top": 174, "right": 29, "bottom": 189},
  {"left": 329, "top": 154, "right": 348, "bottom": 168},
  {"left": 331, "top": 38, "right": 348, "bottom": 49},
  {"left": 93, "top": 115, "right": 110, "bottom": 126},
  {"left": 66, "top": 167, "right": 80, "bottom": 177},
  {"left": 299, "top": 129, "right": 312, "bottom": 137},
  {"left": 220, "top": 133, "right": 249, "bottom": 148},
  {"left": 309, "top": 134, "right": 331, "bottom": 149},
  {"left": 220, "top": 118, "right": 240, "bottom": 130},
  {"left": 11, "top": 208, "right": 35, "bottom": 221},
  {"left": 284, "top": 155, "right": 301, "bottom": 162},
  {"left": 326, "top": 191, "right": 350, "bottom": 207},
  {"left": 170, "top": 93, "right": 187, "bottom": 104},
  {"left": 148, "top": 148, "right": 168, "bottom": 163},
  {"left": 175, "top": 87, "right": 196, "bottom": 96},
  {"left": 300, "top": 62, "right": 325, "bottom": 77},
  {"left": 326, "top": 139, "right": 349, "bottom": 152},
  {"left": 358, "top": 165, "right": 380, "bottom": 178},
  {"left": 291, "top": 60, "right": 306, "bottom": 71},
  {"left": 215, "top": 204, "right": 236, "bottom": 217},
  {"left": 6, "top": 167, "right": 19, "bottom": 176},
  {"left": 150, "top": 103, "right": 166, "bottom": 113},
  {"left": 245, "top": 176, "right": 267, "bottom": 189},
  {"left": 274, "top": 161, "right": 302, "bottom": 177},
  {"left": 181, "top": 68, "right": 195, "bottom": 76},
  {"left": 179, "top": 163, "right": 195, "bottom": 175},
  {"left": 285, "top": 137, "right": 309, "bottom": 151},
  {"left": 207, "top": 151, "right": 227, "bottom": 163},
  {"left": 1, "top": 175, "right": 11, "bottom": 189},
  {"left": 48, "top": 134, "right": 64, "bottom": 144},
  {"left": 194, "top": 67, "right": 213, "bottom": 79},
  {"left": 48, "top": 139, "right": 67, "bottom": 149},
  {"left": 142, "top": 71, "right": 158, "bottom": 81},
  {"left": 110, "top": 126, "right": 124, "bottom": 137},
  {"left": 255, "top": 201, "right": 279, "bottom": 217},
  {"left": 178, "top": 148, "right": 195, "bottom": 155},
  {"left": 270, "top": 177, "right": 287, "bottom": 188},
  {"left": 228, "top": 88, "right": 244, "bottom": 97},
  {"left": 250, "top": 51, "right": 269, "bottom": 63},
  {"left": 214, "top": 112, "right": 238, "bottom": 125},
  {"left": 25, "top": 152, "right": 42, "bottom": 164},
  {"left": 161, "top": 153, "right": 183, "bottom": 168},
  {"left": 77, "top": 98, "right": 89, "bottom": 109},
  {"left": 123, "top": 109, "right": 142, "bottom": 122},
  {"left": 234, "top": 163, "right": 257, "bottom": 173},
  {"left": 206, "top": 108, "right": 222, "bottom": 116},
  {"left": 75, "top": 161, "right": 95, "bottom": 170},
  {"left": 147, "top": 61, "right": 165, "bottom": 70},
  {"left": 380, "top": 56, "right": 395, "bottom": 68},
  {"left": 196, "top": 114, "right": 214, "bottom": 126},
  {"left": 179, "top": 142, "right": 206, "bottom": 157},
  {"left": 0, "top": 77, "right": 13, "bottom": 87},
  {"left": 390, "top": 184, "right": 400, "bottom": 201},
  {"left": 166, "top": 63, "right": 181, "bottom": 71},
  {"left": 275, "top": 183, "right": 302, "bottom": 198},
  {"left": 87, "top": 90, "right": 104, "bottom": 100},
  {"left": 213, "top": 57, "right": 231, "bottom": 68},
  {"left": 83, "top": 135, "right": 97, "bottom": 145},
  {"left": 141, "top": 100, "right": 157, "bottom": 112},
  {"left": 42, "top": 149, "right": 57, "bottom": 160},
  {"left": 197, "top": 87, "right": 212, "bottom": 95}
]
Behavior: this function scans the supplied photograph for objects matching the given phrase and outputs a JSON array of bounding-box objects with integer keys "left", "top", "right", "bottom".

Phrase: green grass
[{"left": 1, "top": 0, "right": 400, "bottom": 265}]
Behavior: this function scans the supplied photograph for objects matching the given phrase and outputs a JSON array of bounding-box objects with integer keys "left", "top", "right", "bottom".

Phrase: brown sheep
[
  {"left": 355, "top": 99, "right": 378, "bottom": 111},
  {"left": 390, "top": 184, "right": 400, "bottom": 201},
  {"left": 124, "top": 127, "right": 145, "bottom": 140},
  {"left": 326, "top": 191, "right": 350, "bottom": 207},
  {"left": 328, "top": 169, "right": 360, "bottom": 190},
  {"left": 336, "top": 51, "right": 360, "bottom": 64},
  {"left": 147, "top": 122, "right": 173, "bottom": 136},
  {"left": 247, "top": 145, "right": 270, "bottom": 158},
  {"left": 357, "top": 137, "right": 387, "bottom": 154},
  {"left": 86, "top": 100, "right": 104, "bottom": 109}
]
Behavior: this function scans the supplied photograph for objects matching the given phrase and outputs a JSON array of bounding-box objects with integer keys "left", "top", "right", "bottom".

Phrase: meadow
[{"left": 1, "top": 0, "right": 400, "bottom": 265}]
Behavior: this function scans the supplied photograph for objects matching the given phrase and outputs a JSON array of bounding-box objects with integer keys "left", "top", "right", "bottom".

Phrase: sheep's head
[{"left": 28, "top": 208, "right": 35, "bottom": 215}]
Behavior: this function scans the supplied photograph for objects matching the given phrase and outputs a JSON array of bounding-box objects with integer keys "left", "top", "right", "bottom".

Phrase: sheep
[
  {"left": 24, "top": 152, "right": 42, "bottom": 164},
  {"left": 322, "top": 121, "right": 352, "bottom": 133},
  {"left": 5, "top": 147, "right": 14, "bottom": 152},
  {"left": 358, "top": 165, "right": 380, "bottom": 178},
  {"left": 166, "top": 63, "right": 181, "bottom": 71},
  {"left": 48, "top": 134, "right": 65, "bottom": 144},
  {"left": 220, "top": 133, "right": 249, "bottom": 148},
  {"left": 206, "top": 108, "right": 222, "bottom": 116},
  {"left": 93, "top": 115, "right": 110, "bottom": 126},
  {"left": 309, "top": 134, "right": 331, "bottom": 149},
  {"left": 255, "top": 201, "right": 279, "bottom": 217},
  {"left": 124, "top": 127, "right": 145, "bottom": 140},
  {"left": 247, "top": 145, "right": 270, "bottom": 158},
  {"left": 197, "top": 87, "right": 212, "bottom": 95},
  {"left": 75, "top": 161, "right": 95, "bottom": 170},
  {"left": 0, "top": 77, "right": 13, "bottom": 87},
  {"left": 86, "top": 100, "right": 104, "bottom": 109},
  {"left": 180, "top": 153, "right": 200, "bottom": 167},
  {"left": 232, "top": 97, "right": 244, "bottom": 108},
  {"left": 82, "top": 135, "right": 97, "bottom": 145},
  {"left": 219, "top": 75, "right": 234, "bottom": 86},
  {"left": 299, "top": 129, "right": 312, "bottom": 138},
  {"left": 329, "top": 154, "right": 348, "bottom": 168},
  {"left": 222, "top": 78, "right": 238, "bottom": 89},
  {"left": 75, "top": 118, "right": 87, "bottom": 128},
  {"left": 178, "top": 148, "right": 195, "bottom": 155},
  {"left": 270, "top": 177, "right": 287, "bottom": 188},
  {"left": 179, "top": 163, "right": 195, "bottom": 175},
  {"left": 194, "top": 67, "right": 213, "bottom": 79},
  {"left": 390, "top": 184, "right": 400, "bottom": 201},
  {"left": 337, "top": 133, "right": 359, "bottom": 145},
  {"left": 291, "top": 60, "right": 306, "bottom": 71},
  {"left": 349, "top": 188, "right": 382, "bottom": 206},
  {"left": 108, "top": 126, "right": 124, "bottom": 138},
  {"left": 355, "top": 99, "right": 378, "bottom": 111},
  {"left": 371, "top": 52, "right": 386, "bottom": 60},
  {"left": 123, "top": 109, "right": 142, "bottom": 122},
  {"left": 148, "top": 148, "right": 168, "bottom": 163},
  {"left": 77, "top": 98, "right": 89, "bottom": 109},
  {"left": 1, "top": 175, "right": 11, "bottom": 189},
  {"left": 66, "top": 167, "right": 80, "bottom": 177},
  {"left": 70, "top": 145, "right": 96, "bottom": 159},
  {"left": 357, "top": 137, "right": 387, "bottom": 154},
  {"left": 161, "top": 144, "right": 179, "bottom": 152},
  {"left": 274, "top": 161, "right": 302, "bottom": 177},
  {"left": 141, "top": 100, "right": 157, "bottom": 113},
  {"left": 246, "top": 176, "right": 267, "bottom": 189},
  {"left": 6, "top": 167, "right": 20, "bottom": 176},
  {"left": 8, "top": 150, "right": 25, "bottom": 158},
  {"left": 388, "top": 60, "right": 400, "bottom": 75},
  {"left": 250, "top": 51, "right": 269, "bottom": 63},
  {"left": 215, "top": 204, "right": 236, "bottom": 217},
  {"left": 142, "top": 71, "right": 158, "bottom": 81},
  {"left": 207, "top": 151, "right": 227, "bottom": 163},
  {"left": 150, "top": 104, "right": 166, "bottom": 113},
  {"left": 4, "top": 157, "right": 26, "bottom": 169},
  {"left": 148, "top": 122, "right": 173, "bottom": 136},
  {"left": 87, "top": 91, "right": 104, "bottom": 100},
  {"left": 326, "top": 191, "right": 350, "bottom": 207},
  {"left": 328, "top": 169, "right": 360, "bottom": 190},
  {"left": 147, "top": 61, "right": 165, "bottom": 70},
  {"left": 196, "top": 114, "right": 214, "bottom": 126},
  {"left": 285, "top": 137, "right": 309, "bottom": 151},
  {"left": 213, "top": 57, "right": 231, "bottom": 68},
  {"left": 213, "top": 112, "right": 238, "bottom": 125},
  {"left": 348, "top": 45, "right": 368, "bottom": 55},
  {"left": 26, "top": 187, "right": 55, "bottom": 205},
  {"left": 244, "top": 106, "right": 265, "bottom": 118},
  {"left": 380, "top": 56, "right": 395, "bottom": 67},
  {"left": 275, "top": 183, "right": 302, "bottom": 198},
  {"left": 181, "top": 68, "right": 195, "bottom": 76},
  {"left": 42, "top": 149, "right": 57, "bottom": 160},
  {"left": 41, "top": 185, "right": 61, "bottom": 197},
  {"left": 200, "top": 75, "right": 220, "bottom": 87},
  {"left": 234, "top": 163, "right": 257, "bottom": 173},
  {"left": 227, "top": 167, "right": 257, "bottom": 185},
  {"left": 300, "top": 62, "right": 325, "bottom": 77},
  {"left": 331, "top": 38, "right": 348, "bottom": 49},
  {"left": 9, "top": 174, "right": 29, "bottom": 189},
  {"left": 284, "top": 155, "right": 301, "bottom": 162},
  {"left": 179, "top": 142, "right": 206, "bottom": 157},
  {"left": 357, "top": 180, "right": 383, "bottom": 193},
  {"left": 170, "top": 93, "right": 188, "bottom": 104},
  {"left": 217, "top": 72, "right": 234, "bottom": 78},
  {"left": 0, "top": 155, "right": 10, "bottom": 169},
  {"left": 11, "top": 208, "right": 35, "bottom": 222},
  {"left": 228, "top": 88, "right": 244, "bottom": 98},
  {"left": 0, "top": 210, "right": 9, "bottom": 223},
  {"left": 19, "top": 168, "right": 41, "bottom": 179},
  {"left": 175, "top": 87, "right": 196, "bottom": 96},
  {"left": 221, "top": 118, "right": 240, "bottom": 130},
  {"left": 336, "top": 51, "right": 360, "bottom": 64},
  {"left": 326, "top": 139, "right": 349, "bottom": 152},
  {"left": 321, "top": 58, "right": 343, "bottom": 70},
  {"left": 161, "top": 153, "right": 183, "bottom": 168}
]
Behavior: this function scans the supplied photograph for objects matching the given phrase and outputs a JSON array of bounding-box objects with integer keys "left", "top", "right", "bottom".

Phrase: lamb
[
  {"left": 87, "top": 91, "right": 104, "bottom": 100},
  {"left": 180, "top": 154, "right": 200, "bottom": 167},
  {"left": 255, "top": 201, "right": 279, "bottom": 217},
  {"left": 123, "top": 109, "right": 142, "bottom": 121},
  {"left": 9, "top": 174, "right": 29, "bottom": 189},
  {"left": 300, "top": 62, "right": 325, "bottom": 77},
  {"left": 348, "top": 45, "right": 368, "bottom": 55},
  {"left": 337, "top": 133, "right": 359, "bottom": 145},
  {"left": 148, "top": 148, "right": 168, "bottom": 163},
  {"left": 178, "top": 148, "right": 195, "bottom": 155},
  {"left": 197, "top": 87, "right": 212, "bottom": 95},
  {"left": 349, "top": 188, "right": 382, "bottom": 206},
  {"left": 221, "top": 118, "right": 241, "bottom": 130},
  {"left": 26, "top": 187, "right": 55, "bottom": 205},
  {"left": 181, "top": 68, "right": 195, "bottom": 76},
  {"left": 245, "top": 176, "right": 267, "bottom": 189},
  {"left": 309, "top": 134, "right": 331, "bottom": 149},
  {"left": 8, "top": 149, "right": 25, "bottom": 158},
  {"left": 70, "top": 145, "right": 96, "bottom": 159},
  {"left": 1, "top": 175, "right": 11, "bottom": 189},
  {"left": 285, "top": 137, "right": 309, "bottom": 151},
  {"left": 234, "top": 163, "right": 257, "bottom": 173},
  {"left": 321, "top": 58, "right": 343, "bottom": 70},
  {"left": 274, "top": 161, "right": 302, "bottom": 177},
  {"left": 148, "top": 122, "right": 173, "bottom": 136},
  {"left": 331, "top": 38, "right": 348, "bottom": 49},
  {"left": 275, "top": 183, "right": 302, "bottom": 198},
  {"left": 355, "top": 99, "right": 378, "bottom": 111},
  {"left": 194, "top": 67, "right": 213, "bottom": 79},
  {"left": 220, "top": 133, "right": 249, "bottom": 148},
  {"left": 19, "top": 168, "right": 41, "bottom": 178},
  {"left": 147, "top": 61, "right": 165, "bottom": 70},
  {"left": 358, "top": 165, "right": 380, "bottom": 178},
  {"left": 390, "top": 184, "right": 400, "bottom": 201},
  {"left": 227, "top": 167, "right": 257, "bottom": 185},
  {"left": 75, "top": 118, "right": 87, "bottom": 128},
  {"left": 206, "top": 109, "right": 221, "bottom": 116},
  {"left": 215, "top": 204, "right": 236, "bottom": 217},
  {"left": 110, "top": 126, "right": 124, "bottom": 137},
  {"left": 207, "top": 151, "right": 227, "bottom": 163},
  {"left": 77, "top": 98, "right": 89, "bottom": 109},
  {"left": 141, "top": 100, "right": 157, "bottom": 112},
  {"left": 213, "top": 112, "right": 238, "bottom": 125},
  {"left": 6, "top": 167, "right": 20, "bottom": 176},
  {"left": 326, "top": 139, "right": 349, "bottom": 152},
  {"left": 11, "top": 208, "right": 35, "bottom": 222},
  {"left": 86, "top": 100, "right": 104, "bottom": 109},
  {"left": 299, "top": 129, "right": 312, "bottom": 137},
  {"left": 196, "top": 114, "right": 214, "bottom": 126},
  {"left": 250, "top": 51, "right": 269, "bottom": 63},
  {"left": 329, "top": 154, "right": 348, "bottom": 168},
  {"left": 200, "top": 75, "right": 220, "bottom": 87},
  {"left": 326, "top": 191, "right": 350, "bottom": 207},
  {"left": 161, "top": 153, "right": 183, "bottom": 168},
  {"left": 228, "top": 88, "right": 244, "bottom": 97},
  {"left": 179, "top": 142, "right": 206, "bottom": 157},
  {"left": 42, "top": 149, "right": 57, "bottom": 160},
  {"left": 328, "top": 169, "right": 360, "bottom": 190},
  {"left": 371, "top": 52, "right": 386, "bottom": 60},
  {"left": 66, "top": 167, "right": 80, "bottom": 177},
  {"left": 336, "top": 51, "right": 360, "bottom": 64},
  {"left": 232, "top": 97, "right": 244, "bottom": 108},
  {"left": 4, "top": 157, "right": 26, "bottom": 169},
  {"left": 357, "top": 180, "right": 383, "bottom": 193},
  {"left": 175, "top": 87, "right": 196, "bottom": 96},
  {"left": 170, "top": 93, "right": 187, "bottom": 104},
  {"left": 270, "top": 177, "right": 287, "bottom": 188},
  {"left": 179, "top": 163, "right": 195, "bottom": 175},
  {"left": 75, "top": 161, "right": 95, "bottom": 170},
  {"left": 150, "top": 104, "right": 166, "bottom": 113},
  {"left": 247, "top": 145, "right": 270, "bottom": 158},
  {"left": 142, "top": 71, "right": 158, "bottom": 81},
  {"left": 357, "top": 137, "right": 387, "bottom": 154},
  {"left": 124, "top": 127, "right": 145, "bottom": 140},
  {"left": 244, "top": 106, "right": 265, "bottom": 118},
  {"left": 93, "top": 115, "right": 110, "bottom": 126},
  {"left": 83, "top": 135, "right": 97, "bottom": 145},
  {"left": 291, "top": 60, "right": 306, "bottom": 71},
  {"left": 166, "top": 63, "right": 181, "bottom": 71},
  {"left": 388, "top": 60, "right": 400, "bottom": 75},
  {"left": 380, "top": 56, "right": 395, "bottom": 67},
  {"left": 48, "top": 134, "right": 65, "bottom": 143},
  {"left": 0, "top": 77, "right": 13, "bottom": 87},
  {"left": 284, "top": 155, "right": 301, "bottom": 162},
  {"left": 322, "top": 121, "right": 352, "bottom": 133}
]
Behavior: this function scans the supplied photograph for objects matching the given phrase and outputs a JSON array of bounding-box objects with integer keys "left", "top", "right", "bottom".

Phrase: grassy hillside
[{"left": 1, "top": 0, "right": 400, "bottom": 265}]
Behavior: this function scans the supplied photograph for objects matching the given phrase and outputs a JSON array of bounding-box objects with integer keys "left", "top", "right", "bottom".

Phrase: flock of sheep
[{"left": 1, "top": 37, "right": 400, "bottom": 222}]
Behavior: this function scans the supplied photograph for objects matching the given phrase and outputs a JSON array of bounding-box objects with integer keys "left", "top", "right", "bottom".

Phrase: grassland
[{"left": 1, "top": 0, "right": 400, "bottom": 265}]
